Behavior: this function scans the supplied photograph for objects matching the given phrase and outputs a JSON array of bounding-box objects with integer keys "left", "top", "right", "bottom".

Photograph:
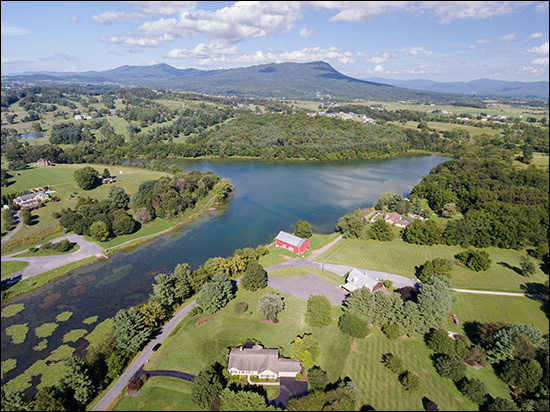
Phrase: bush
[
  {"left": 433, "top": 354, "right": 466, "bottom": 381},
  {"left": 233, "top": 301, "right": 248, "bottom": 314},
  {"left": 188, "top": 306, "right": 203, "bottom": 317},
  {"left": 338, "top": 313, "right": 371, "bottom": 338},
  {"left": 127, "top": 377, "right": 143, "bottom": 393},
  {"left": 457, "top": 377, "right": 488, "bottom": 405}
]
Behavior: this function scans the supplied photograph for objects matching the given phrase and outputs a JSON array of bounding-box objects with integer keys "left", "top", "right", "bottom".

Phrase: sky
[{"left": 1, "top": 1, "right": 549, "bottom": 82}]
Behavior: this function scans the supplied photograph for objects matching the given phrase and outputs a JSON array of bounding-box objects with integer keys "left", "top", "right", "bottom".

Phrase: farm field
[
  {"left": 315, "top": 238, "right": 548, "bottom": 294},
  {"left": 107, "top": 283, "right": 518, "bottom": 411}
]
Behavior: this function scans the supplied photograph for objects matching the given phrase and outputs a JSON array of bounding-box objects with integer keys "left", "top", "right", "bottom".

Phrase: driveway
[
  {"left": 268, "top": 272, "right": 348, "bottom": 305},
  {"left": 269, "top": 377, "right": 308, "bottom": 409},
  {"left": 1, "top": 234, "right": 104, "bottom": 285}
]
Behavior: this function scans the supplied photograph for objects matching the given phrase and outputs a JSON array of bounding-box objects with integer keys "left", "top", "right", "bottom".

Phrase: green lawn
[
  {"left": 120, "top": 284, "right": 517, "bottom": 411},
  {"left": 315, "top": 238, "right": 548, "bottom": 293},
  {"left": 447, "top": 293, "right": 549, "bottom": 335},
  {"left": 1, "top": 261, "right": 29, "bottom": 279}
]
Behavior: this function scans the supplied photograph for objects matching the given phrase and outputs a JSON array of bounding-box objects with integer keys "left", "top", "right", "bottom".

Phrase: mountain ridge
[{"left": 3, "top": 61, "right": 547, "bottom": 100}]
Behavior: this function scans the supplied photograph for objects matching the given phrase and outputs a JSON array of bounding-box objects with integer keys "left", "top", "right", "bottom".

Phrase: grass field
[
  {"left": 315, "top": 238, "right": 548, "bottom": 293},
  {"left": 108, "top": 283, "right": 517, "bottom": 411}
]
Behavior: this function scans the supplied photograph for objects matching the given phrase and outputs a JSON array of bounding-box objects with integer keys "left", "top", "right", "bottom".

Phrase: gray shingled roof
[
  {"left": 228, "top": 345, "right": 301, "bottom": 375},
  {"left": 276, "top": 231, "right": 306, "bottom": 248}
]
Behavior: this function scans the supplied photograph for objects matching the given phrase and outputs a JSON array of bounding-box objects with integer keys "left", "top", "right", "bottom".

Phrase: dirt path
[{"left": 305, "top": 234, "right": 342, "bottom": 261}]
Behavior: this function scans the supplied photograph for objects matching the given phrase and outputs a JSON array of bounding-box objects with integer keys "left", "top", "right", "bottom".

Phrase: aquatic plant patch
[
  {"left": 33, "top": 339, "right": 48, "bottom": 351},
  {"left": 5, "top": 323, "right": 29, "bottom": 344},
  {"left": 34, "top": 322, "right": 58, "bottom": 338},
  {"left": 1, "top": 303, "right": 25, "bottom": 318},
  {"left": 55, "top": 311, "right": 73, "bottom": 322},
  {"left": 62, "top": 328, "right": 88, "bottom": 343}
]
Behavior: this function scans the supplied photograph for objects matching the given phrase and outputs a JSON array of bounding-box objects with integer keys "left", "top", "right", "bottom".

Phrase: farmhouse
[
  {"left": 227, "top": 344, "right": 301, "bottom": 380},
  {"left": 275, "top": 231, "right": 309, "bottom": 254},
  {"left": 13, "top": 192, "right": 49, "bottom": 208},
  {"left": 342, "top": 268, "right": 390, "bottom": 295}
]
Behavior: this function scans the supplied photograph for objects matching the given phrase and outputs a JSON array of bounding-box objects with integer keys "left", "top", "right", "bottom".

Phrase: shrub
[
  {"left": 457, "top": 378, "right": 488, "bottom": 405},
  {"left": 233, "top": 301, "right": 248, "bottom": 314},
  {"left": 127, "top": 377, "right": 143, "bottom": 392},
  {"left": 433, "top": 354, "right": 466, "bottom": 381},
  {"left": 189, "top": 306, "right": 203, "bottom": 317}
]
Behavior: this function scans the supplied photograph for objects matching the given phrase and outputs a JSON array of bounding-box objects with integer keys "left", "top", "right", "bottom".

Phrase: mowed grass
[
  {"left": 315, "top": 238, "right": 548, "bottom": 293},
  {"left": 448, "top": 293, "right": 549, "bottom": 335},
  {"left": 128, "top": 284, "right": 513, "bottom": 411},
  {"left": 109, "top": 377, "right": 199, "bottom": 412}
]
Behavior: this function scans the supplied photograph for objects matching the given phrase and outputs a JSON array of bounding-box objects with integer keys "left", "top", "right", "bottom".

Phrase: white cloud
[
  {"left": 71, "top": 14, "right": 80, "bottom": 23},
  {"left": 167, "top": 41, "right": 238, "bottom": 59},
  {"left": 499, "top": 33, "right": 517, "bottom": 41},
  {"left": 299, "top": 28, "right": 313, "bottom": 37},
  {"left": 366, "top": 52, "right": 391, "bottom": 64},
  {"left": 476, "top": 38, "right": 492, "bottom": 43},
  {"left": 469, "top": 45, "right": 477, "bottom": 50},
  {"left": 92, "top": 11, "right": 145, "bottom": 24},
  {"left": 518, "top": 65, "right": 547, "bottom": 75},
  {"left": 123, "top": 1, "right": 197, "bottom": 16},
  {"left": 310, "top": 1, "right": 529, "bottom": 24},
  {"left": 1, "top": 23, "right": 31, "bottom": 36},
  {"left": 531, "top": 57, "right": 549, "bottom": 65},
  {"left": 409, "top": 47, "right": 433, "bottom": 56},
  {"left": 373, "top": 64, "right": 385, "bottom": 73},
  {"left": 527, "top": 42, "right": 549, "bottom": 56},
  {"left": 534, "top": 2, "right": 549, "bottom": 13},
  {"left": 528, "top": 32, "right": 543, "bottom": 39}
]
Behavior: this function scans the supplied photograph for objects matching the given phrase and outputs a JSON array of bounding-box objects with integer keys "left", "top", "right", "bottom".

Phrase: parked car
[{"left": 152, "top": 343, "right": 161, "bottom": 352}]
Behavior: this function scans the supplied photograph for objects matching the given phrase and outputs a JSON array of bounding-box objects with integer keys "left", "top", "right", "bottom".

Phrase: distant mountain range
[
  {"left": 3, "top": 61, "right": 548, "bottom": 100},
  {"left": 365, "top": 77, "right": 549, "bottom": 99}
]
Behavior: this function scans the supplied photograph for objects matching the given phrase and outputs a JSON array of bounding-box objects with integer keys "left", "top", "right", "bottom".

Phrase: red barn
[{"left": 275, "top": 231, "right": 309, "bottom": 255}]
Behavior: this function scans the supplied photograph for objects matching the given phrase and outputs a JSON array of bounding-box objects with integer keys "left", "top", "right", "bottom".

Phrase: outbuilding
[{"left": 275, "top": 231, "right": 309, "bottom": 254}]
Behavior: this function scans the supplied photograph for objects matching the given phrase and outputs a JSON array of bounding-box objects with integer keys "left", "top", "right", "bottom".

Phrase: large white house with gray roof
[{"left": 227, "top": 344, "right": 301, "bottom": 380}]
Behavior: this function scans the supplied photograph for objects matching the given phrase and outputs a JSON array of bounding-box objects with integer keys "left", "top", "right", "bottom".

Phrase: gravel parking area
[{"left": 267, "top": 272, "right": 347, "bottom": 305}]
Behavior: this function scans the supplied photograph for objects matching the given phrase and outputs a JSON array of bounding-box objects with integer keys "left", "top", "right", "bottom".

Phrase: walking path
[
  {"left": 304, "top": 234, "right": 342, "bottom": 261},
  {"left": 1, "top": 211, "right": 22, "bottom": 244}
]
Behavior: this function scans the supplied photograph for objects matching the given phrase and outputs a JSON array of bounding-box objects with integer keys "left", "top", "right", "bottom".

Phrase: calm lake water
[{"left": 1, "top": 155, "right": 450, "bottom": 392}]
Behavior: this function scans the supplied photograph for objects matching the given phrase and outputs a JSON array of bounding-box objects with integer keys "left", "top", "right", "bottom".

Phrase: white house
[
  {"left": 227, "top": 345, "right": 301, "bottom": 380},
  {"left": 342, "top": 268, "right": 390, "bottom": 295}
]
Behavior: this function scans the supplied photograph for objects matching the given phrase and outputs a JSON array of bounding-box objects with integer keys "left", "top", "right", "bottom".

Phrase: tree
[
  {"left": 196, "top": 273, "right": 234, "bottom": 313},
  {"left": 33, "top": 385, "right": 68, "bottom": 411},
  {"left": 213, "top": 178, "right": 234, "bottom": 201},
  {"left": 102, "top": 168, "right": 111, "bottom": 178},
  {"left": 336, "top": 213, "right": 364, "bottom": 238},
  {"left": 415, "top": 258, "right": 452, "bottom": 283},
  {"left": 487, "top": 397, "right": 519, "bottom": 411},
  {"left": 59, "top": 356, "right": 95, "bottom": 406},
  {"left": 382, "top": 353, "right": 405, "bottom": 375},
  {"left": 457, "top": 378, "right": 487, "bottom": 405},
  {"left": 112, "top": 308, "right": 151, "bottom": 350},
  {"left": 425, "top": 328, "right": 455, "bottom": 354},
  {"left": 241, "top": 260, "right": 267, "bottom": 291},
  {"left": 257, "top": 292, "right": 284, "bottom": 321},
  {"left": 219, "top": 388, "right": 272, "bottom": 411},
  {"left": 112, "top": 212, "right": 137, "bottom": 236},
  {"left": 381, "top": 323, "right": 401, "bottom": 340},
  {"left": 1, "top": 388, "right": 32, "bottom": 412},
  {"left": 133, "top": 208, "right": 151, "bottom": 224},
  {"left": 433, "top": 354, "right": 466, "bottom": 381},
  {"left": 338, "top": 313, "right": 371, "bottom": 338},
  {"left": 191, "top": 363, "right": 225, "bottom": 409},
  {"left": 172, "top": 263, "right": 193, "bottom": 301},
  {"left": 520, "top": 255, "right": 537, "bottom": 277},
  {"left": 455, "top": 249, "right": 491, "bottom": 271},
  {"left": 485, "top": 324, "right": 544, "bottom": 362},
  {"left": 89, "top": 220, "right": 109, "bottom": 242},
  {"left": 290, "top": 334, "right": 320, "bottom": 368},
  {"left": 108, "top": 186, "right": 130, "bottom": 209},
  {"left": 294, "top": 220, "right": 313, "bottom": 239},
  {"left": 20, "top": 209, "right": 32, "bottom": 225},
  {"left": 307, "top": 366, "right": 329, "bottom": 392},
  {"left": 500, "top": 358, "right": 543, "bottom": 392},
  {"left": 399, "top": 370, "right": 420, "bottom": 391},
  {"left": 151, "top": 273, "right": 176, "bottom": 307},
  {"left": 74, "top": 166, "right": 99, "bottom": 190},
  {"left": 366, "top": 220, "right": 395, "bottom": 241},
  {"left": 305, "top": 295, "right": 332, "bottom": 327}
]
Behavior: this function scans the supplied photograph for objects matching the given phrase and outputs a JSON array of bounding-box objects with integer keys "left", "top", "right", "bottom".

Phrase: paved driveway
[
  {"left": 267, "top": 272, "right": 348, "bottom": 305},
  {"left": 269, "top": 377, "right": 308, "bottom": 409}
]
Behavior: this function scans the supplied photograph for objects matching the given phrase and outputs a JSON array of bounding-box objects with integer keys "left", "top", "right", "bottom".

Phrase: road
[{"left": 1, "top": 234, "right": 104, "bottom": 285}]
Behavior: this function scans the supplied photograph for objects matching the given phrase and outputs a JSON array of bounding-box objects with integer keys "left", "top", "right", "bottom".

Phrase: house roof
[
  {"left": 276, "top": 231, "right": 306, "bottom": 248},
  {"left": 228, "top": 345, "right": 301, "bottom": 374},
  {"left": 343, "top": 268, "right": 386, "bottom": 293},
  {"left": 14, "top": 192, "right": 49, "bottom": 202}
]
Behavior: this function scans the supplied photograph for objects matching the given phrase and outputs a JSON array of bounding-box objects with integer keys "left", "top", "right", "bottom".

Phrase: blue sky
[{"left": 1, "top": 1, "right": 548, "bottom": 82}]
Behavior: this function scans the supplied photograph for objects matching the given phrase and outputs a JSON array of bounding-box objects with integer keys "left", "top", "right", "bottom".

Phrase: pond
[{"left": 0, "top": 154, "right": 451, "bottom": 393}]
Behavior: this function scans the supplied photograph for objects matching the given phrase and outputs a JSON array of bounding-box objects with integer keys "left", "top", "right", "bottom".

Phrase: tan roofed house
[
  {"left": 227, "top": 344, "right": 301, "bottom": 380},
  {"left": 13, "top": 192, "right": 49, "bottom": 208}
]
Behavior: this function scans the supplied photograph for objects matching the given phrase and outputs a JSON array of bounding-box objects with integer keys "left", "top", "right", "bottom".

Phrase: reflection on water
[{"left": 1, "top": 155, "right": 450, "bottom": 392}]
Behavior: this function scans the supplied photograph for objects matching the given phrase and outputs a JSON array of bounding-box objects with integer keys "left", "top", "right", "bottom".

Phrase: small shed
[{"left": 275, "top": 231, "right": 309, "bottom": 254}]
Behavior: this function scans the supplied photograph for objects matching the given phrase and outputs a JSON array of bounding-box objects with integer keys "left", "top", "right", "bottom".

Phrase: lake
[{"left": 0, "top": 154, "right": 451, "bottom": 393}]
